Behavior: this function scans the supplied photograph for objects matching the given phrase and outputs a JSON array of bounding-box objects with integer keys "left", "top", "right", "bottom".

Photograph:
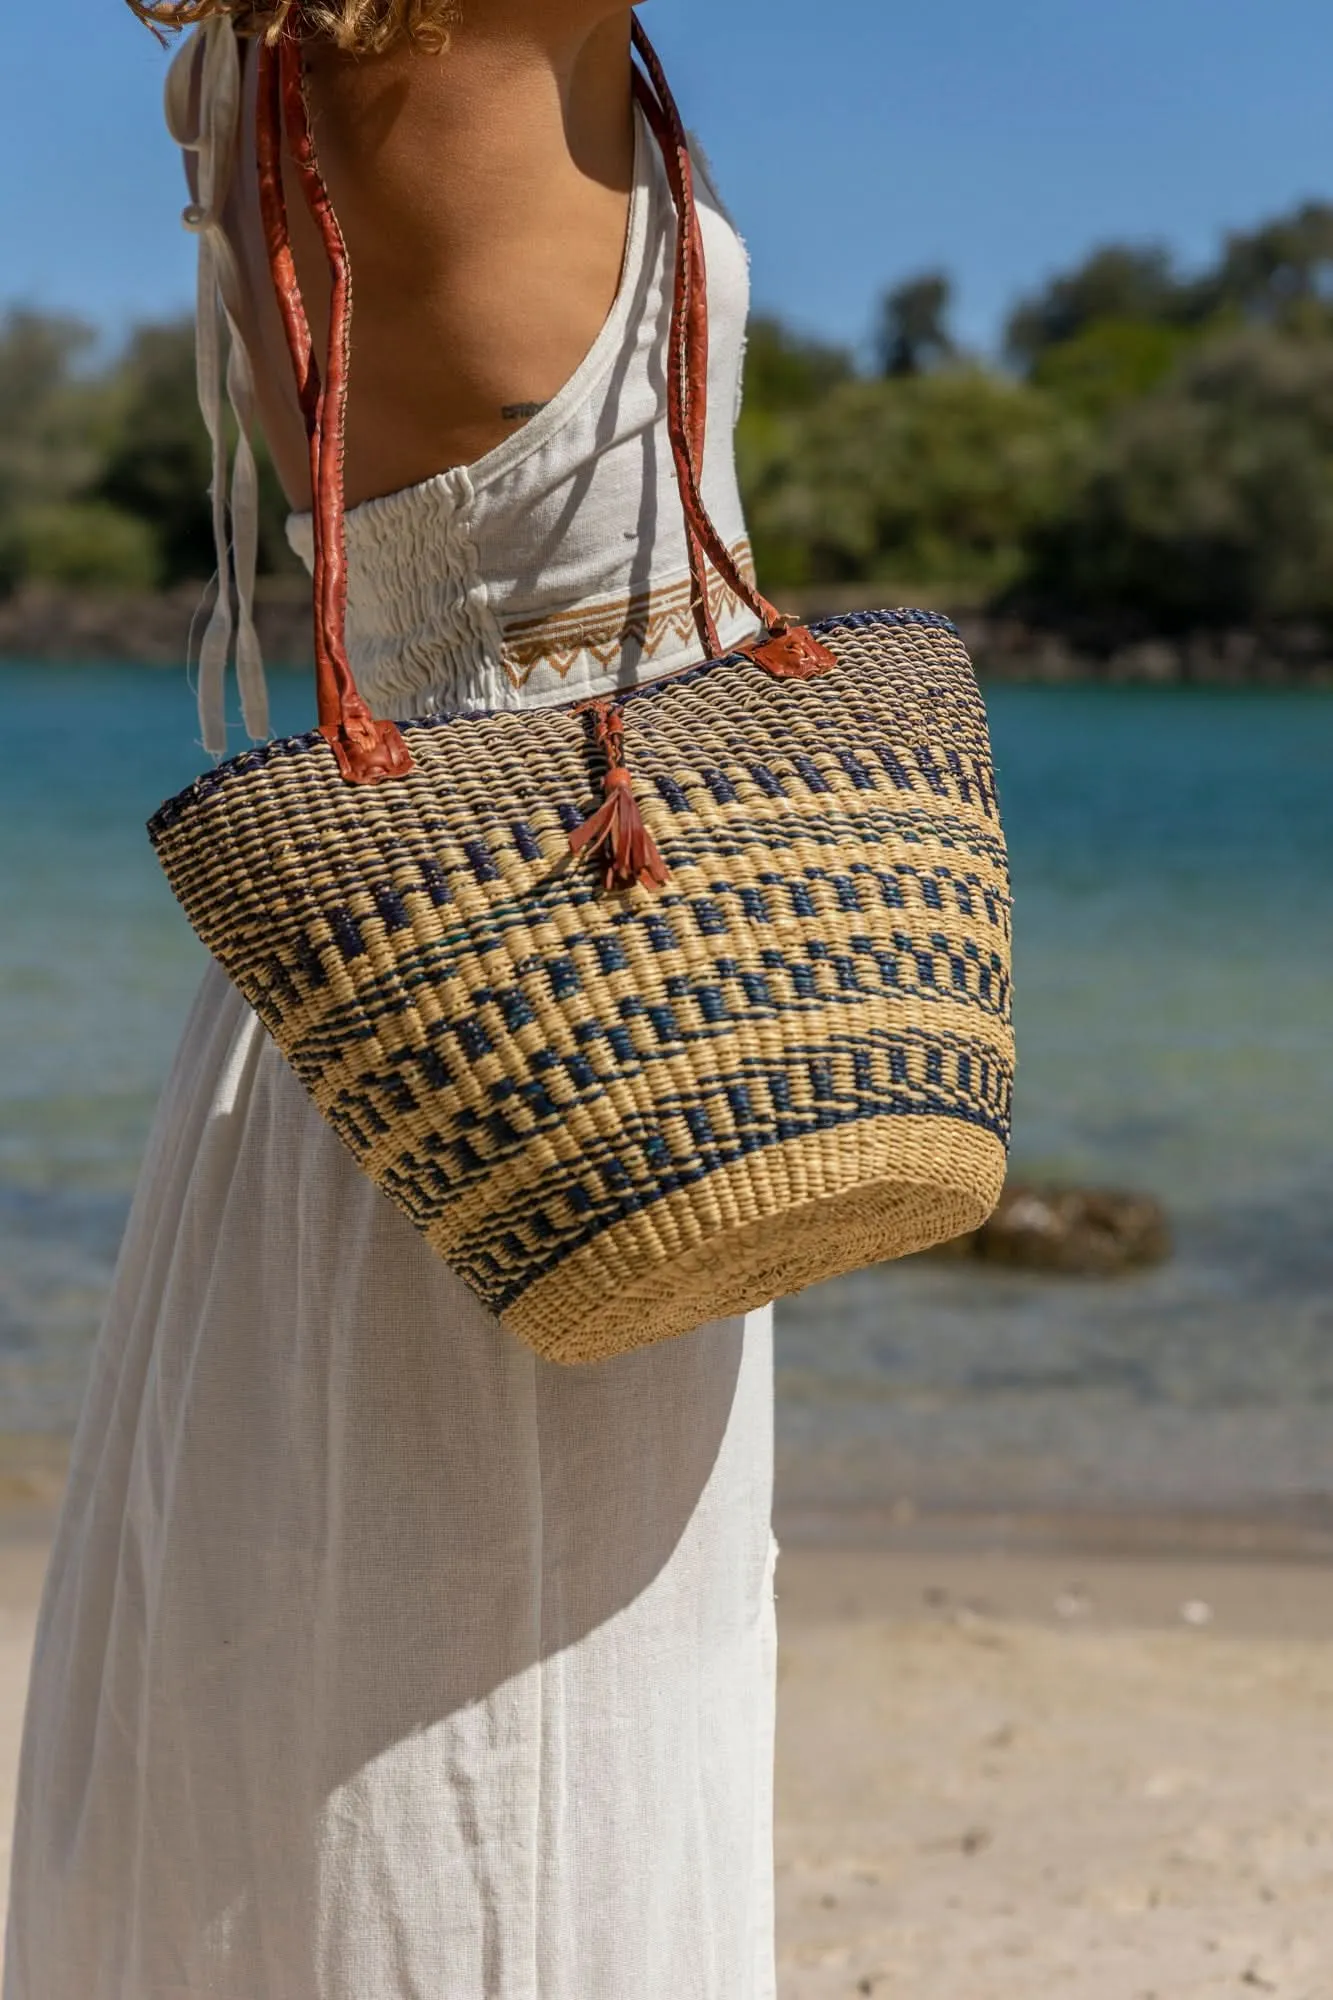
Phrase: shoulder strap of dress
[{"left": 166, "top": 20, "right": 270, "bottom": 753}]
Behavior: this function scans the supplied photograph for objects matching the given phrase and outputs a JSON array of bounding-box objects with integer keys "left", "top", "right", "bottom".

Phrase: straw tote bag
[{"left": 149, "top": 21, "right": 1015, "bottom": 1363}]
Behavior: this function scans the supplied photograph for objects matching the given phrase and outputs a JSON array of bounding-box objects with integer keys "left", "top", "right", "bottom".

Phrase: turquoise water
[{"left": 1, "top": 664, "right": 1331, "bottom": 1528}]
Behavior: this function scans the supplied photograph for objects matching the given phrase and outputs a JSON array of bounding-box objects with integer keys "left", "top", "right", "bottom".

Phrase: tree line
[{"left": 5, "top": 198, "right": 1333, "bottom": 637}]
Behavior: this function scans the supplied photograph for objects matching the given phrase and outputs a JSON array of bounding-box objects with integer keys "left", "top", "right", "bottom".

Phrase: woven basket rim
[{"left": 147, "top": 607, "right": 961, "bottom": 840}]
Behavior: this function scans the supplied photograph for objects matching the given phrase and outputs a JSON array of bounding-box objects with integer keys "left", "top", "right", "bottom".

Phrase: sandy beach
[
  {"left": 774, "top": 1544, "right": 1333, "bottom": 1999},
  {"left": 0, "top": 1492, "right": 1327, "bottom": 1998}
]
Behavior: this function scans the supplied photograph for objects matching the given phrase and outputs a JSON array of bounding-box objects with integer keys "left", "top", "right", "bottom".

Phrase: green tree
[
  {"left": 1006, "top": 245, "right": 1191, "bottom": 370},
  {"left": 1016, "top": 325, "right": 1333, "bottom": 630},
  {"left": 92, "top": 321, "right": 215, "bottom": 583},
  {"left": 6, "top": 500, "right": 161, "bottom": 590},
  {"left": 1207, "top": 201, "right": 1333, "bottom": 323},
  {"left": 0, "top": 310, "right": 297, "bottom": 594},
  {"left": 0, "top": 310, "right": 147, "bottom": 592},
  {"left": 876, "top": 272, "right": 955, "bottom": 378},
  {"left": 736, "top": 317, "right": 858, "bottom": 581},
  {"left": 1030, "top": 317, "right": 1198, "bottom": 420},
  {"left": 741, "top": 366, "right": 1086, "bottom": 594},
  {"left": 0, "top": 312, "right": 103, "bottom": 520},
  {"left": 91, "top": 318, "right": 297, "bottom": 586},
  {"left": 740, "top": 314, "right": 855, "bottom": 416}
]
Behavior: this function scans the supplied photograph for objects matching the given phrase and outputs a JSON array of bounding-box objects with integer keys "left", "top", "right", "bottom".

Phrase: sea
[{"left": 2, "top": 662, "right": 1331, "bottom": 1547}]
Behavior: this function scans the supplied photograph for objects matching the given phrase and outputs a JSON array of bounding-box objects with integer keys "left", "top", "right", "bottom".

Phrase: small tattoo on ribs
[{"left": 501, "top": 401, "right": 550, "bottom": 421}]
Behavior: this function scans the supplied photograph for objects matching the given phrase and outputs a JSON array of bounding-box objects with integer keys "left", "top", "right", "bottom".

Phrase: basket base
[{"left": 501, "top": 1123, "right": 1007, "bottom": 1365}]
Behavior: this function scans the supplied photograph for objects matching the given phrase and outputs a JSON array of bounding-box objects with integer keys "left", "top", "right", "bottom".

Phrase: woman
[{"left": 4, "top": 4, "right": 778, "bottom": 1994}]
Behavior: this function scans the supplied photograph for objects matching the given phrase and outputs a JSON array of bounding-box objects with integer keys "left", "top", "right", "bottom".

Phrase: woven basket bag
[{"left": 149, "top": 22, "right": 1015, "bottom": 1363}]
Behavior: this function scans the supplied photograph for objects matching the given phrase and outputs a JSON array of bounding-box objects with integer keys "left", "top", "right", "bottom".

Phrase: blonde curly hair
[{"left": 126, "top": 0, "right": 460, "bottom": 54}]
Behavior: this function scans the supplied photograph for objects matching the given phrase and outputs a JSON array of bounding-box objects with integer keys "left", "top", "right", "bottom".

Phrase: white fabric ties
[{"left": 167, "top": 22, "right": 269, "bottom": 753}]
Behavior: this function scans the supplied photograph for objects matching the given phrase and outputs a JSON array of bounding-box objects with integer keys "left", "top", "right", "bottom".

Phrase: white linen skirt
[{"left": 4, "top": 959, "right": 777, "bottom": 1999}]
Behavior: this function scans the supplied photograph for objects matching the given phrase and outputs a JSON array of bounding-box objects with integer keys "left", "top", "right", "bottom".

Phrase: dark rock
[
  {"left": 932, "top": 1184, "right": 1172, "bottom": 1276},
  {"left": 1106, "top": 640, "right": 1180, "bottom": 684}
]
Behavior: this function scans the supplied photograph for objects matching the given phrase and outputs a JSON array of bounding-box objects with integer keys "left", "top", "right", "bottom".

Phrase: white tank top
[{"left": 168, "top": 22, "right": 759, "bottom": 742}]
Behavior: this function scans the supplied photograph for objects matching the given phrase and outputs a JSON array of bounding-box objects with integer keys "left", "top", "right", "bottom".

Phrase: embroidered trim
[{"left": 500, "top": 538, "right": 757, "bottom": 687}]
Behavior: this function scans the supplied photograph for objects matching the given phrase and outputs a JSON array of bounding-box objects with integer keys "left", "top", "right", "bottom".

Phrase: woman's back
[
  {"left": 170, "top": 1, "right": 758, "bottom": 724},
  {"left": 226, "top": 2, "right": 641, "bottom": 508}
]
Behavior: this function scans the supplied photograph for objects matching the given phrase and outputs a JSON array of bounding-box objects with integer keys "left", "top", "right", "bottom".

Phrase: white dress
[{"left": 4, "top": 29, "right": 778, "bottom": 2000}]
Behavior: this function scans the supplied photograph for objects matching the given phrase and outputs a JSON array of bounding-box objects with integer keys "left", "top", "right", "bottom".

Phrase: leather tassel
[{"left": 569, "top": 699, "right": 671, "bottom": 893}]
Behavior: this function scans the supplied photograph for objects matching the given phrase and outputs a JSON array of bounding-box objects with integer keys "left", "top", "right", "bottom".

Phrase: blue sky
[{"left": 3, "top": 1, "right": 1331, "bottom": 360}]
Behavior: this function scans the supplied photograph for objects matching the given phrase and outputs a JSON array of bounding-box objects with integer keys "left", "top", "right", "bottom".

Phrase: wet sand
[{"left": 0, "top": 1511, "right": 1328, "bottom": 1996}]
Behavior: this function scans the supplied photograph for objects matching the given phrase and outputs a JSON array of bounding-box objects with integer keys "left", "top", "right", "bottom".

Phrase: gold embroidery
[{"left": 500, "top": 539, "right": 756, "bottom": 687}]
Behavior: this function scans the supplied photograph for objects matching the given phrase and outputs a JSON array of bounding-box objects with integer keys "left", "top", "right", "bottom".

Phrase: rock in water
[{"left": 933, "top": 1185, "right": 1172, "bottom": 1275}]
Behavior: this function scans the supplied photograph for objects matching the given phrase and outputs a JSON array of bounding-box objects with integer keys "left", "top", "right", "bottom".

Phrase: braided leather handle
[
  {"left": 629, "top": 24, "right": 834, "bottom": 683},
  {"left": 254, "top": 20, "right": 832, "bottom": 786},
  {"left": 256, "top": 35, "right": 412, "bottom": 780}
]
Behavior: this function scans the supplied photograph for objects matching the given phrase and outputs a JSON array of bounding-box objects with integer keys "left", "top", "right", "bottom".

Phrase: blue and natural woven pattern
[{"left": 150, "top": 608, "right": 1014, "bottom": 1361}]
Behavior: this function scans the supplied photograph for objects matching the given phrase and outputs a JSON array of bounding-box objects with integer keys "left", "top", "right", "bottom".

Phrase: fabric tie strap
[{"left": 167, "top": 20, "right": 269, "bottom": 753}]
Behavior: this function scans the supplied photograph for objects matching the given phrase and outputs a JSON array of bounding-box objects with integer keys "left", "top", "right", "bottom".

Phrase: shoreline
[
  {"left": 775, "top": 1543, "right": 1333, "bottom": 1641},
  {"left": 2, "top": 583, "right": 1333, "bottom": 687},
  {"left": 2, "top": 1431, "right": 1329, "bottom": 1573},
  {"left": 777, "top": 1499, "right": 1333, "bottom": 1566},
  {"left": 0, "top": 1535, "right": 1326, "bottom": 1644}
]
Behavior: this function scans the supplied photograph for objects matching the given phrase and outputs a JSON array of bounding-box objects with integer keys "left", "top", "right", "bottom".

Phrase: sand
[
  {"left": 0, "top": 1519, "right": 1328, "bottom": 1997},
  {"left": 775, "top": 1546, "right": 1333, "bottom": 2000}
]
